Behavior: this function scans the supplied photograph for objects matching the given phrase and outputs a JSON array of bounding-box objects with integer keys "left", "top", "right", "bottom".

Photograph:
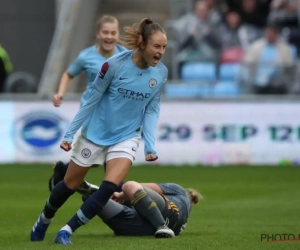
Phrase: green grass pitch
[{"left": 0, "top": 164, "right": 299, "bottom": 250}]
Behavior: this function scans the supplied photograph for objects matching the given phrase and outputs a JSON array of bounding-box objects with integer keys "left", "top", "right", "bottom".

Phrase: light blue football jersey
[
  {"left": 64, "top": 50, "right": 168, "bottom": 156},
  {"left": 67, "top": 44, "right": 126, "bottom": 104}
]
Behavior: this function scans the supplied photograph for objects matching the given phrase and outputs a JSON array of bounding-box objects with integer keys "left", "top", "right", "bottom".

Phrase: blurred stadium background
[
  {"left": 1, "top": 0, "right": 300, "bottom": 166},
  {"left": 0, "top": 0, "right": 300, "bottom": 249}
]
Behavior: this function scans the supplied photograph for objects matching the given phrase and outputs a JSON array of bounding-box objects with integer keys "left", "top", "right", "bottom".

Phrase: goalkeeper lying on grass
[{"left": 49, "top": 162, "right": 201, "bottom": 237}]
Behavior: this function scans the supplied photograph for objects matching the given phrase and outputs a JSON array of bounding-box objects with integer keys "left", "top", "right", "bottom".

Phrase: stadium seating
[
  {"left": 181, "top": 62, "right": 216, "bottom": 81},
  {"left": 165, "top": 84, "right": 211, "bottom": 97},
  {"left": 219, "top": 63, "right": 241, "bottom": 81},
  {"left": 212, "top": 81, "right": 241, "bottom": 97},
  {"left": 170, "top": 43, "right": 298, "bottom": 98},
  {"left": 173, "top": 60, "right": 244, "bottom": 98}
]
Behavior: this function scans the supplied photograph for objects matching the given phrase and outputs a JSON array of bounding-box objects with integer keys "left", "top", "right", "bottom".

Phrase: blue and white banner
[{"left": 1, "top": 101, "right": 300, "bottom": 165}]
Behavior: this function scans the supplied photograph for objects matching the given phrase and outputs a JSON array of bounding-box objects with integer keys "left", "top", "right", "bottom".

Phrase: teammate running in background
[
  {"left": 30, "top": 17, "right": 170, "bottom": 244},
  {"left": 51, "top": 15, "right": 126, "bottom": 174}
]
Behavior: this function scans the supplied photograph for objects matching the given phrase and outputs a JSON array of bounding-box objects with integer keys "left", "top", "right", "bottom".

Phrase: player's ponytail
[
  {"left": 186, "top": 188, "right": 202, "bottom": 205},
  {"left": 121, "top": 17, "right": 165, "bottom": 49}
]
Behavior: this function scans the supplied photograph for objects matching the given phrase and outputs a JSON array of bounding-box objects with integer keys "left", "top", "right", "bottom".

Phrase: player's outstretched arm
[
  {"left": 142, "top": 90, "right": 162, "bottom": 161},
  {"left": 52, "top": 72, "right": 73, "bottom": 107},
  {"left": 53, "top": 53, "right": 84, "bottom": 107},
  {"left": 62, "top": 61, "right": 115, "bottom": 146}
]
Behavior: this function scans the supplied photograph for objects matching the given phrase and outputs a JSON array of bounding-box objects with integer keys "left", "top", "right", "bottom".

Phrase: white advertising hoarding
[
  {"left": 135, "top": 102, "right": 300, "bottom": 165},
  {"left": 1, "top": 101, "right": 300, "bottom": 165},
  {"left": 0, "top": 102, "right": 15, "bottom": 162}
]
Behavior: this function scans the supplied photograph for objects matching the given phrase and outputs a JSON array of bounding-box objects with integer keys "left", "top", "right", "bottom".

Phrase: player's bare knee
[
  {"left": 122, "top": 181, "right": 143, "bottom": 197},
  {"left": 63, "top": 160, "right": 90, "bottom": 189},
  {"left": 105, "top": 158, "right": 132, "bottom": 185},
  {"left": 63, "top": 176, "right": 83, "bottom": 190}
]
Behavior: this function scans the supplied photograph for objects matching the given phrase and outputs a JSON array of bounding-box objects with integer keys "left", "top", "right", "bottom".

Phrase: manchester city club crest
[
  {"left": 149, "top": 79, "right": 157, "bottom": 88},
  {"left": 81, "top": 148, "right": 91, "bottom": 158}
]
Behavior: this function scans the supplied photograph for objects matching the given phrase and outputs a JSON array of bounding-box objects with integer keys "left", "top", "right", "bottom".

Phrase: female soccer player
[
  {"left": 108, "top": 181, "right": 201, "bottom": 237},
  {"left": 48, "top": 169, "right": 201, "bottom": 237},
  {"left": 51, "top": 15, "right": 126, "bottom": 174},
  {"left": 48, "top": 164, "right": 201, "bottom": 237},
  {"left": 52, "top": 15, "right": 126, "bottom": 107},
  {"left": 30, "top": 17, "right": 170, "bottom": 243}
]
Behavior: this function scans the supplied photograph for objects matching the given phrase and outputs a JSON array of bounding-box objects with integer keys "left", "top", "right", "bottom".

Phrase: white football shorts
[{"left": 71, "top": 134, "right": 141, "bottom": 167}]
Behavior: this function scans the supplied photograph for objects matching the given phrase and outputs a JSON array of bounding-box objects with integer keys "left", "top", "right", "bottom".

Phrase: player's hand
[
  {"left": 145, "top": 153, "right": 158, "bottom": 162},
  {"left": 111, "top": 192, "right": 125, "bottom": 204},
  {"left": 52, "top": 94, "right": 63, "bottom": 107},
  {"left": 60, "top": 141, "right": 72, "bottom": 152}
]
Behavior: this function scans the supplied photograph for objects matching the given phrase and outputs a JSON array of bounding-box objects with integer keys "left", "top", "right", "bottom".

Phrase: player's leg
[
  {"left": 96, "top": 199, "right": 124, "bottom": 221},
  {"left": 31, "top": 160, "right": 89, "bottom": 241},
  {"left": 49, "top": 161, "right": 124, "bottom": 195},
  {"left": 30, "top": 134, "right": 103, "bottom": 242},
  {"left": 56, "top": 158, "right": 131, "bottom": 244},
  {"left": 100, "top": 200, "right": 156, "bottom": 236},
  {"left": 55, "top": 137, "right": 140, "bottom": 245},
  {"left": 122, "top": 181, "right": 174, "bottom": 238},
  {"left": 48, "top": 161, "right": 99, "bottom": 197},
  {"left": 142, "top": 186, "right": 166, "bottom": 212},
  {"left": 48, "top": 161, "right": 69, "bottom": 192},
  {"left": 48, "top": 162, "right": 124, "bottom": 200}
]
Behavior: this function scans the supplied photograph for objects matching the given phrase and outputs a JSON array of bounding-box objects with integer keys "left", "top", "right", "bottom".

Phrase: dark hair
[
  {"left": 265, "top": 22, "right": 280, "bottom": 34},
  {"left": 120, "top": 18, "right": 166, "bottom": 49},
  {"left": 96, "top": 15, "right": 119, "bottom": 32},
  {"left": 226, "top": 10, "right": 240, "bottom": 17}
]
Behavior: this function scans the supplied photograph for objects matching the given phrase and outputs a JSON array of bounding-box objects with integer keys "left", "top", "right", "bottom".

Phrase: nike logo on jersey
[
  {"left": 119, "top": 77, "right": 128, "bottom": 80},
  {"left": 132, "top": 147, "right": 137, "bottom": 152}
]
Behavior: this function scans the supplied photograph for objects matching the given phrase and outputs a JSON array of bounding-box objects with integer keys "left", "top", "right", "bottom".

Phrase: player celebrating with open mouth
[{"left": 31, "top": 17, "right": 171, "bottom": 244}]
